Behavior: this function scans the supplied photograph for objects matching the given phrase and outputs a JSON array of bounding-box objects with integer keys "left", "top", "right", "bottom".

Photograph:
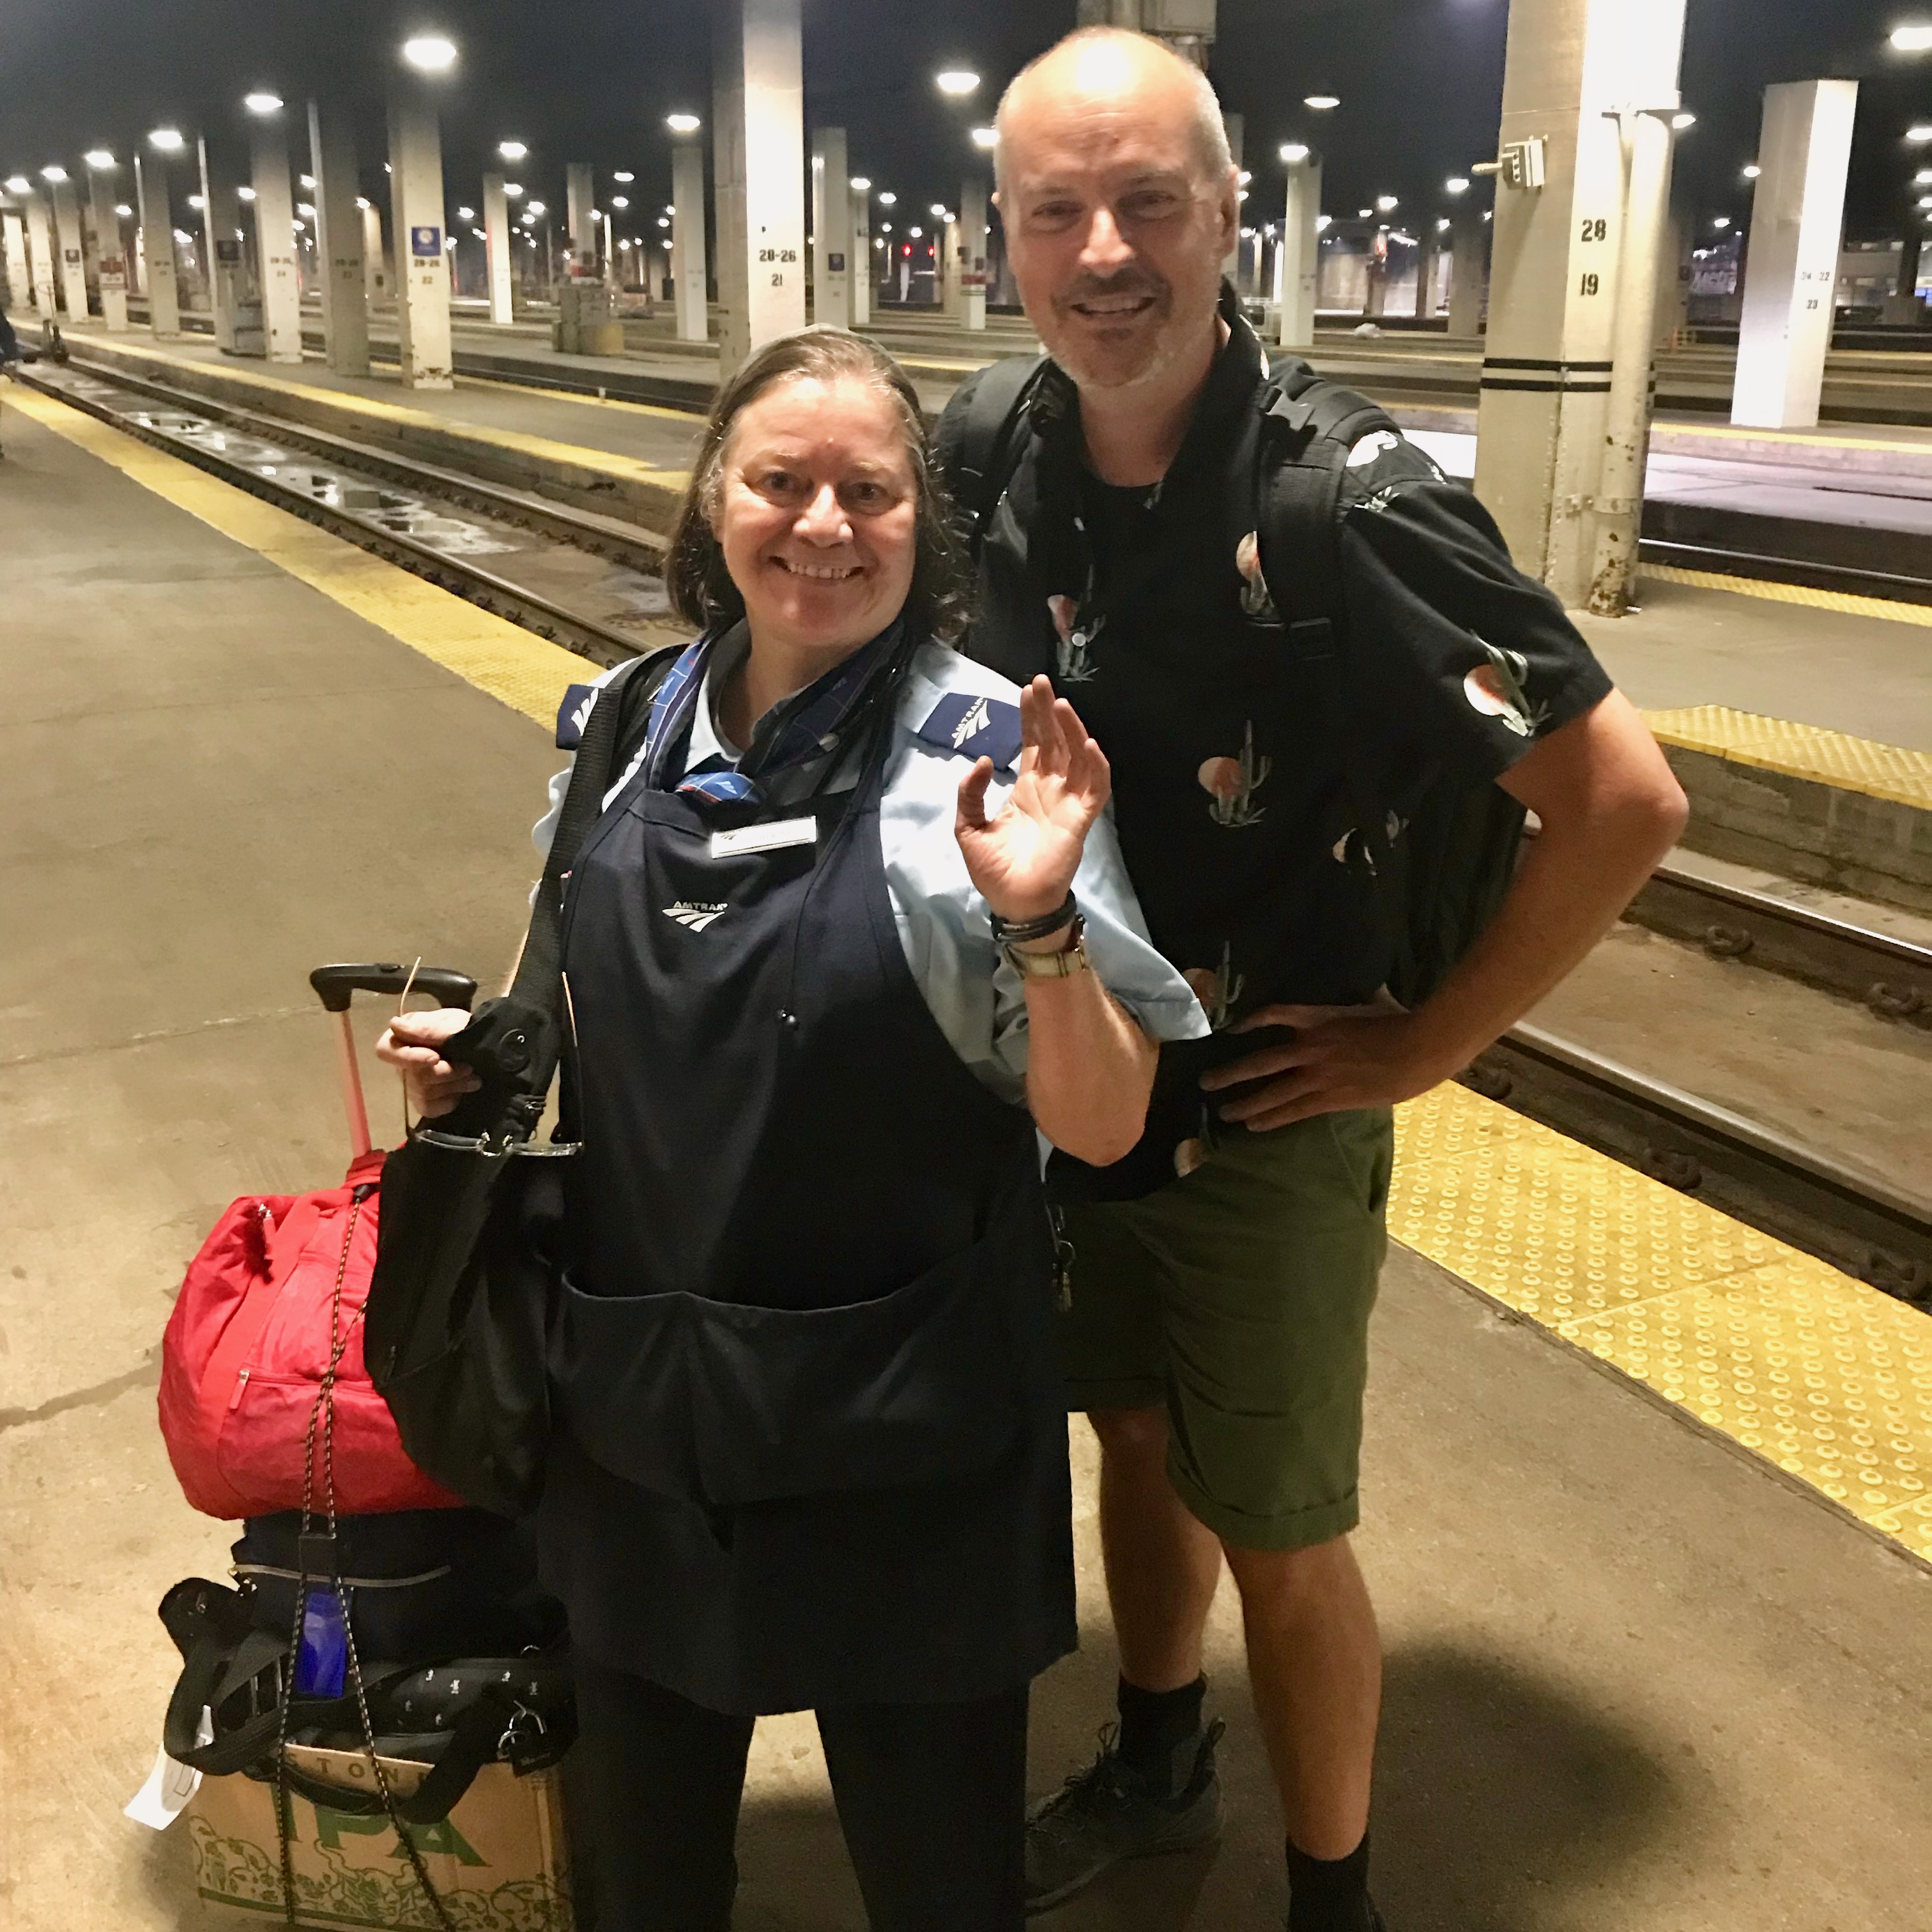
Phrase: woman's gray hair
[
  {"left": 664, "top": 327, "right": 971, "bottom": 642},
  {"left": 992, "top": 26, "right": 1235, "bottom": 193}
]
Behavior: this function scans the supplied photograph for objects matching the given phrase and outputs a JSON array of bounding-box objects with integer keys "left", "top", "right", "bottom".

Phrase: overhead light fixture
[
  {"left": 666, "top": 113, "right": 702, "bottom": 134},
  {"left": 1672, "top": 112, "right": 1698, "bottom": 130},
  {"left": 526, "top": 199, "right": 546, "bottom": 215},
  {"left": 1376, "top": 195, "right": 1399, "bottom": 211},
  {"left": 498, "top": 140, "right": 528, "bottom": 162},
  {"left": 908, "top": 224, "right": 924, "bottom": 238},
  {"left": 84, "top": 150, "right": 116, "bottom": 170},
  {"left": 4, "top": 174, "right": 30, "bottom": 194},
  {"left": 356, "top": 196, "right": 371, "bottom": 210},
  {"left": 970, "top": 126, "right": 998, "bottom": 150},
  {"left": 1358, "top": 207, "right": 1373, "bottom": 218},
  {"left": 116, "top": 202, "right": 133, "bottom": 217},
  {"left": 149, "top": 128, "right": 187, "bottom": 153},
  {"left": 1713, "top": 215, "right": 1731, "bottom": 229},
  {"left": 613, "top": 170, "right": 634, "bottom": 183},
  {"left": 244, "top": 91, "right": 283, "bottom": 114},
  {"left": 1742, "top": 164, "right": 1761, "bottom": 180},
  {"left": 1910, "top": 123, "right": 1932, "bottom": 143},
  {"left": 401, "top": 34, "right": 458, "bottom": 72},
  {"left": 299, "top": 174, "right": 316, "bottom": 190},
  {"left": 1304, "top": 95, "right": 1340, "bottom": 111},
  {"left": 1315, "top": 213, "right": 1332, "bottom": 232},
  {"left": 1437, "top": 217, "right": 1451, "bottom": 231},
  {"left": 40, "top": 164, "right": 68, "bottom": 183},
  {"left": 935, "top": 70, "right": 980, "bottom": 96},
  {"left": 236, "top": 185, "right": 257, "bottom": 201},
  {"left": 1446, "top": 176, "right": 1470, "bottom": 195},
  {"left": 296, "top": 202, "right": 316, "bottom": 217},
  {"left": 1280, "top": 143, "right": 1310, "bottom": 164},
  {"left": 1892, "top": 24, "right": 1932, "bottom": 51},
  {"left": 930, "top": 201, "right": 947, "bottom": 217},
  {"left": 457, "top": 204, "right": 475, "bottom": 219},
  {"left": 850, "top": 175, "right": 871, "bottom": 190},
  {"left": 1237, "top": 169, "right": 1253, "bottom": 186},
  {"left": 657, "top": 215, "right": 670, "bottom": 228},
  {"left": 188, "top": 193, "right": 206, "bottom": 210},
  {"left": 611, "top": 195, "right": 629, "bottom": 209},
  {"left": 878, "top": 190, "right": 897, "bottom": 206}
]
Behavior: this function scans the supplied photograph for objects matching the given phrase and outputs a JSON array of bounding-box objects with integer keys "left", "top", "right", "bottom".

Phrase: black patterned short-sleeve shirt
[{"left": 949, "top": 309, "right": 1614, "bottom": 1019}]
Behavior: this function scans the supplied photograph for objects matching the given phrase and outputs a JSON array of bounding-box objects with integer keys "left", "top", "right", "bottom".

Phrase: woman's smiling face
[{"left": 714, "top": 373, "right": 919, "bottom": 662}]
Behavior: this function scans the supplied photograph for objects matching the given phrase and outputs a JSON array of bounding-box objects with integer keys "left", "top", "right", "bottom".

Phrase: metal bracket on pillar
[{"left": 1473, "top": 139, "right": 1549, "bottom": 192}]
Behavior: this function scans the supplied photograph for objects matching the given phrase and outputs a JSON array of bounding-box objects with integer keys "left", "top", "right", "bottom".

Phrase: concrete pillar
[
  {"left": 810, "top": 126, "right": 850, "bottom": 329},
  {"left": 49, "top": 180, "right": 89, "bottom": 321},
  {"left": 195, "top": 139, "right": 241, "bottom": 350},
  {"left": 1364, "top": 247, "right": 1389, "bottom": 318},
  {"left": 1731, "top": 80, "right": 1859, "bottom": 431},
  {"left": 1473, "top": 0, "right": 1688, "bottom": 607},
  {"left": 3, "top": 209, "right": 30, "bottom": 312},
  {"left": 309, "top": 102, "right": 369, "bottom": 376},
  {"left": 361, "top": 204, "right": 387, "bottom": 305},
  {"left": 24, "top": 195, "right": 57, "bottom": 319},
  {"left": 850, "top": 185, "right": 871, "bottom": 326},
  {"left": 671, "top": 142, "right": 709, "bottom": 342},
  {"left": 482, "top": 174, "right": 515, "bottom": 325},
  {"left": 1448, "top": 207, "right": 1485, "bottom": 336},
  {"left": 87, "top": 172, "right": 129, "bottom": 330},
  {"left": 387, "top": 86, "right": 453, "bottom": 388},
  {"left": 566, "top": 163, "right": 596, "bottom": 280},
  {"left": 1656, "top": 205, "right": 1690, "bottom": 348},
  {"left": 248, "top": 118, "right": 302, "bottom": 364},
  {"left": 1276, "top": 154, "right": 1322, "bottom": 351},
  {"left": 1078, "top": 0, "right": 1216, "bottom": 67},
  {"left": 960, "top": 177, "right": 988, "bottom": 330},
  {"left": 1222, "top": 112, "right": 1243, "bottom": 282},
  {"left": 1883, "top": 224, "right": 1923, "bottom": 325},
  {"left": 713, "top": 0, "right": 806, "bottom": 380},
  {"left": 942, "top": 215, "right": 962, "bottom": 319},
  {"left": 135, "top": 155, "right": 181, "bottom": 337}
]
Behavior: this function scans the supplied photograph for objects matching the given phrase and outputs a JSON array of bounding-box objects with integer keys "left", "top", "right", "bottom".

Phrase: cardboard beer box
[{"left": 187, "top": 1744, "right": 574, "bottom": 1931}]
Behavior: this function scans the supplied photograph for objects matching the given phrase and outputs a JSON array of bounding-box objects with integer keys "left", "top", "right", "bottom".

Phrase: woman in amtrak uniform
[{"left": 381, "top": 329, "right": 1206, "bottom": 1931}]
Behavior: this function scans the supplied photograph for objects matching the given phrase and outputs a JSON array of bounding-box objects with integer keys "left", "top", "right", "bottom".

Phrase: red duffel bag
[{"left": 158, "top": 965, "right": 477, "bottom": 1519}]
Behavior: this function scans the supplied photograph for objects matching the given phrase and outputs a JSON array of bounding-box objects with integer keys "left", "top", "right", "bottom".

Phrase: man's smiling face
[{"left": 997, "top": 36, "right": 1236, "bottom": 393}]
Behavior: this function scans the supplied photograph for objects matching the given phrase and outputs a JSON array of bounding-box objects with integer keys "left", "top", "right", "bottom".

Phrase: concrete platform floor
[{"left": 2, "top": 404, "right": 1928, "bottom": 1932}]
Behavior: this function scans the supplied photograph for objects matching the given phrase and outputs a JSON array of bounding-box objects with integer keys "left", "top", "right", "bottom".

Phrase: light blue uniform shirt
[{"left": 534, "top": 638, "right": 1208, "bottom": 1104}]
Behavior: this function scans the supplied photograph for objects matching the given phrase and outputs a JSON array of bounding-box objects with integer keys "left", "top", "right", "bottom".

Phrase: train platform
[
  {"left": 66, "top": 314, "right": 1932, "bottom": 589},
  {"left": 3, "top": 361, "right": 1929, "bottom": 1931}
]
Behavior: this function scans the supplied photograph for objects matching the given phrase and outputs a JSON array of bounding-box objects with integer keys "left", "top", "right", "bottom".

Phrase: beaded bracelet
[{"left": 987, "top": 891, "right": 1078, "bottom": 946}]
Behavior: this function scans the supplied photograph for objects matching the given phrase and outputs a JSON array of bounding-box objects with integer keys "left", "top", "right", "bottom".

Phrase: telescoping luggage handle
[{"left": 309, "top": 965, "right": 478, "bottom": 1160}]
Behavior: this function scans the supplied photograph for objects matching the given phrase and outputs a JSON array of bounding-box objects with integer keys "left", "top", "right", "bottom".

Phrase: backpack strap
[
  {"left": 1252, "top": 371, "right": 1411, "bottom": 984},
  {"left": 934, "top": 353, "right": 1051, "bottom": 563}
]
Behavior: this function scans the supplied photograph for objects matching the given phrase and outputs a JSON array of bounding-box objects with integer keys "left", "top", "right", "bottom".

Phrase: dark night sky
[{"left": 3, "top": 1, "right": 1929, "bottom": 246}]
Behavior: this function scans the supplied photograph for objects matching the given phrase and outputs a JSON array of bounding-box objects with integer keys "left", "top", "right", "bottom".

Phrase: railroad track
[
  {"left": 24, "top": 358, "right": 1931, "bottom": 1309},
  {"left": 23, "top": 356, "right": 671, "bottom": 670},
  {"left": 1638, "top": 535, "right": 1932, "bottom": 608}
]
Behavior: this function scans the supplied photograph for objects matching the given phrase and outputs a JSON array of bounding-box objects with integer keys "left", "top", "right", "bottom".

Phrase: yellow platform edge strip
[
  {"left": 1641, "top": 693, "right": 1932, "bottom": 813},
  {"left": 66, "top": 331, "right": 689, "bottom": 493},
  {"left": 1645, "top": 561, "right": 1932, "bottom": 634},
  {"left": 23, "top": 381, "right": 1932, "bottom": 1570}
]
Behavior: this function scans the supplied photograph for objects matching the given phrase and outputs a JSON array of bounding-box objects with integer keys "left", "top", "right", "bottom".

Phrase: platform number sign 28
[{"left": 1577, "top": 215, "right": 1609, "bottom": 297}]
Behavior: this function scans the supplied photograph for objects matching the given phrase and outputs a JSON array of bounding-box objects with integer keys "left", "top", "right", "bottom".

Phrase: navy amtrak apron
[{"left": 540, "top": 670, "right": 1076, "bottom": 1715}]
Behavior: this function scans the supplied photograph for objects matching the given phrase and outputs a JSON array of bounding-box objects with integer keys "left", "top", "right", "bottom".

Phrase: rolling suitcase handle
[{"left": 309, "top": 964, "right": 478, "bottom": 1159}]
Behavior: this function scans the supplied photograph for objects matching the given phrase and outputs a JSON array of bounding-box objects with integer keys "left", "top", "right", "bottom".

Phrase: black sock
[
  {"left": 1286, "top": 1832, "right": 1372, "bottom": 1931},
  {"left": 1114, "top": 1674, "right": 1206, "bottom": 1791}
]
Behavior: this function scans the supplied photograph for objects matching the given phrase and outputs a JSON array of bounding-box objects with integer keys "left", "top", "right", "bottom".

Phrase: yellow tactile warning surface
[
  {"left": 70, "top": 334, "right": 690, "bottom": 495},
  {"left": 28, "top": 377, "right": 1932, "bottom": 1568},
  {"left": 1643, "top": 698, "right": 1932, "bottom": 812},
  {"left": 1659, "top": 418, "right": 1932, "bottom": 460},
  {"left": 1646, "top": 560, "right": 1932, "bottom": 631},
  {"left": 1390, "top": 1085, "right": 1932, "bottom": 1563},
  {"left": 10, "top": 383, "right": 587, "bottom": 732}
]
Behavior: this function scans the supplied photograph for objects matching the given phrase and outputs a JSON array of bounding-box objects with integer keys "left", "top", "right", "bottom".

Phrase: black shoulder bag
[{"left": 365, "top": 647, "right": 678, "bottom": 1518}]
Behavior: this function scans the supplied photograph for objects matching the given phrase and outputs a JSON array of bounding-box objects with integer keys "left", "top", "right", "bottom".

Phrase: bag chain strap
[{"left": 273, "top": 1190, "right": 457, "bottom": 1932}]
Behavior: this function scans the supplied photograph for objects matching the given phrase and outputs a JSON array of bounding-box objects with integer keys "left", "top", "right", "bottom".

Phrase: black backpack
[{"left": 937, "top": 353, "right": 1525, "bottom": 1013}]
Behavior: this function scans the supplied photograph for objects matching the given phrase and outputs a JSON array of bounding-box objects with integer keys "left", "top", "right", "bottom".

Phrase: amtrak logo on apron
[{"left": 663, "top": 901, "right": 728, "bottom": 931}]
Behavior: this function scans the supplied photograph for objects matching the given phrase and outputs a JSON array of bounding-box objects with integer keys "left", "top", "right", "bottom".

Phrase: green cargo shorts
[{"left": 1057, "top": 1108, "right": 1394, "bottom": 1553}]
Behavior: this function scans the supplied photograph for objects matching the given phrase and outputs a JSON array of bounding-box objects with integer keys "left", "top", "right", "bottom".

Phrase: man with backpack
[{"left": 937, "top": 28, "right": 1688, "bottom": 1932}]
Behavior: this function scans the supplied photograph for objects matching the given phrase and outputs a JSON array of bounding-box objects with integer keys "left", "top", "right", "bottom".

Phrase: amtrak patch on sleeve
[
  {"left": 914, "top": 693, "right": 1023, "bottom": 771},
  {"left": 556, "top": 682, "right": 599, "bottom": 749}
]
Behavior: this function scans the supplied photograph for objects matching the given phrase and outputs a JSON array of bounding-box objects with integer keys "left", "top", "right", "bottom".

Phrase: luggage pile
[{"left": 149, "top": 965, "right": 578, "bottom": 1932}]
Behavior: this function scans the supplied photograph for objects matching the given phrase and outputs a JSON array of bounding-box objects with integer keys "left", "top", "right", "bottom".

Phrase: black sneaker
[{"left": 1024, "top": 1719, "right": 1226, "bottom": 1915}]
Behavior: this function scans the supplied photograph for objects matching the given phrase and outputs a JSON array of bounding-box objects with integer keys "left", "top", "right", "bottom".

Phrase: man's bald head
[{"left": 994, "top": 27, "right": 1233, "bottom": 197}]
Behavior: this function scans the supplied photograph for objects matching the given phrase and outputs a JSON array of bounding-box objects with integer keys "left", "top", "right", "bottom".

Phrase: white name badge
[{"left": 709, "top": 816, "right": 818, "bottom": 860}]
